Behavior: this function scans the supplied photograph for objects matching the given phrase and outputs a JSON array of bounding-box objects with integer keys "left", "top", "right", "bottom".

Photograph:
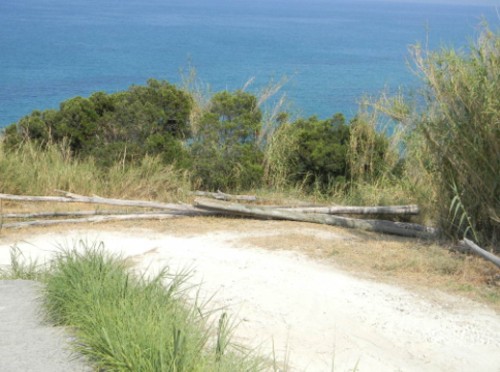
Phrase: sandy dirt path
[{"left": 1, "top": 226, "right": 499, "bottom": 371}]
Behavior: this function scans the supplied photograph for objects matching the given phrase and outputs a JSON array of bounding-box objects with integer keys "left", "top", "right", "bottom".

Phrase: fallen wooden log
[
  {"left": 0, "top": 192, "right": 198, "bottom": 212},
  {"left": 460, "top": 238, "right": 500, "bottom": 269},
  {"left": 273, "top": 204, "right": 420, "bottom": 215},
  {"left": 192, "top": 190, "right": 258, "bottom": 202},
  {"left": 1, "top": 210, "right": 219, "bottom": 219},
  {"left": 1, "top": 210, "right": 143, "bottom": 219},
  {"left": 194, "top": 198, "right": 438, "bottom": 239},
  {"left": 0, "top": 213, "right": 194, "bottom": 229}
]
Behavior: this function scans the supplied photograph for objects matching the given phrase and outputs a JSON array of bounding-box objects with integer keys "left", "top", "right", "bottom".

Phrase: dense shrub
[
  {"left": 190, "top": 90, "right": 264, "bottom": 190},
  {"left": 262, "top": 112, "right": 394, "bottom": 193},
  {"left": 287, "top": 114, "right": 350, "bottom": 190},
  {"left": 3, "top": 79, "right": 193, "bottom": 167}
]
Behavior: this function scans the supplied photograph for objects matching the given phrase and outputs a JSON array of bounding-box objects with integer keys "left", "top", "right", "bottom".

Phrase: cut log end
[{"left": 460, "top": 238, "right": 500, "bottom": 269}]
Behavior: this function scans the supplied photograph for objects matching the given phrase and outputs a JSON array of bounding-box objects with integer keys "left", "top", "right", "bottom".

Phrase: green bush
[
  {"left": 262, "top": 112, "right": 394, "bottom": 193},
  {"left": 2, "top": 109, "right": 58, "bottom": 148},
  {"left": 190, "top": 90, "right": 264, "bottom": 190},
  {"left": 285, "top": 114, "right": 350, "bottom": 190},
  {"left": 3, "top": 79, "right": 193, "bottom": 168}
]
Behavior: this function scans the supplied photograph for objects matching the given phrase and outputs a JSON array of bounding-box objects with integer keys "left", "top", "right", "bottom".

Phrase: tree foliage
[
  {"left": 2, "top": 75, "right": 398, "bottom": 199},
  {"left": 3, "top": 79, "right": 193, "bottom": 167},
  {"left": 190, "top": 90, "right": 263, "bottom": 190},
  {"left": 286, "top": 114, "right": 350, "bottom": 190}
]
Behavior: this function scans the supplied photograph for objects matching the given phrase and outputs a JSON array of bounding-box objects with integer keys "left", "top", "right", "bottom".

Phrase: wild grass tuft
[
  {"left": 0, "top": 246, "right": 46, "bottom": 280},
  {"left": 42, "top": 241, "right": 265, "bottom": 371},
  {"left": 0, "top": 140, "right": 191, "bottom": 201}
]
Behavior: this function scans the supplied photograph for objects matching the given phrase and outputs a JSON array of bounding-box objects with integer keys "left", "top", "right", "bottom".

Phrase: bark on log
[
  {"left": 0, "top": 209, "right": 221, "bottom": 219},
  {"left": 194, "top": 198, "right": 438, "bottom": 239},
  {"left": 1, "top": 210, "right": 141, "bottom": 219},
  {"left": 192, "top": 190, "right": 257, "bottom": 202},
  {"left": 274, "top": 205, "right": 420, "bottom": 215},
  {"left": 0, "top": 192, "right": 198, "bottom": 212},
  {"left": 0, "top": 213, "right": 189, "bottom": 229},
  {"left": 460, "top": 238, "right": 500, "bottom": 269}
]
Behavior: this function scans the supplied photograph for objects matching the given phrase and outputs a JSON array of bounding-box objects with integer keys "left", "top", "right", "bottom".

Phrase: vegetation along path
[{"left": 0, "top": 218, "right": 499, "bottom": 371}]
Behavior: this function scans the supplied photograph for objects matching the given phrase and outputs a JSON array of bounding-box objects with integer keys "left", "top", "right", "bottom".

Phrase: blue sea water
[{"left": 0, "top": 0, "right": 497, "bottom": 127}]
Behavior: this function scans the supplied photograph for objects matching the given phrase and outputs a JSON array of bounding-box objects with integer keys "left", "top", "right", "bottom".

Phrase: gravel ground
[{"left": 1, "top": 226, "right": 499, "bottom": 371}]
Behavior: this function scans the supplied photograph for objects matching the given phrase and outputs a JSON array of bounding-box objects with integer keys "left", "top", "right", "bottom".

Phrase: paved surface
[{"left": 0, "top": 280, "right": 91, "bottom": 372}]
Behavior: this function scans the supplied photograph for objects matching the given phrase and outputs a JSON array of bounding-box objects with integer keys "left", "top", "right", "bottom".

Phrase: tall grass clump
[
  {"left": 412, "top": 26, "right": 499, "bottom": 245},
  {"left": 0, "top": 140, "right": 191, "bottom": 200},
  {"left": 347, "top": 110, "right": 398, "bottom": 185},
  {"left": 179, "top": 64, "right": 212, "bottom": 136},
  {"left": 340, "top": 97, "right": 447, "bottom": 224},
  {"left": 104, "top": 155, "right": 191, "bottom": 201},
  {"left": 0, "top": 140, "right": 96, "bottom": 195},
  {"left": 43, "top": 242, "right": 263, "bottom": 371},
  {"left": 367, "top": 25, "right": 499, "bottom": 245},
  {"left": 262, "top": 118, "right": 299, "bottom": 190}
]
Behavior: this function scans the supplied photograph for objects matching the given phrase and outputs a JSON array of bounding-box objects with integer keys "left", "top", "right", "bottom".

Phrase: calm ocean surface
[{"left": 0, "top": 0, "right": 497, "bottom": 127}]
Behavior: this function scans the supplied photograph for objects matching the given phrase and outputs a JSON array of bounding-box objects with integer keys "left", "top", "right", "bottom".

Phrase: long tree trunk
[
  {"left": 1, "top": 210, "right": 148, "bottom": 219},
  {"left": 194, "top": 198, "right": 437, "bottom": 239},
  {"left": 192, "top": 190, "right": 258, "bottom": 202},
  {"left": 0, "top": 192, "right": 197, "bottom": 212},
  {"left": 273, "top": 205, "right": 420, "bottom": 215},
  {"left": 0, "top": 213, "right": 185, "bottom": 229}
]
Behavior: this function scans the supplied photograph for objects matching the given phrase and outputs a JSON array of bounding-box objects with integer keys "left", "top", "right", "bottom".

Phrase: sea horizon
[{"left": 1, "top": 0, "right": 498, "bottom": 128}]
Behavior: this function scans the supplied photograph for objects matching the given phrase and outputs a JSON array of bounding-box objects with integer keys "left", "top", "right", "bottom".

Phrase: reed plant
[
  {"left": 262, "top": 121, "right": 299, "bottom": 190},
  {"left": 359, "top": 25, "right": 499, "bottom": 242},
  {"left": 410, "top": 26, "right": 500, "bottom": 246}
]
